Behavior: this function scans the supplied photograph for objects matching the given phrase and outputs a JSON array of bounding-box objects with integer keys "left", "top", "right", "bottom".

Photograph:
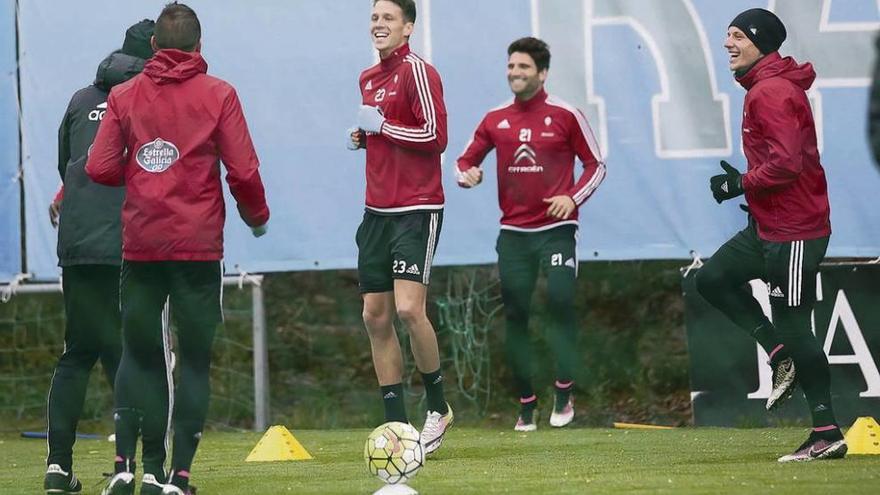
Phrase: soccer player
[
  {"left": 695, "top": 8, "right": 846, "bottom": 462},
  {"left": 348, "top": 0, "right": 453, "bottom": 455},
  {"left": 87, "top": 3, "right": 270, "bottom": 493},
  {"left": 43, "top": 19, "right": 156, "bottom": 494},
  {"left": 456, "top": 37, "right": 605, "bottom": 431}
]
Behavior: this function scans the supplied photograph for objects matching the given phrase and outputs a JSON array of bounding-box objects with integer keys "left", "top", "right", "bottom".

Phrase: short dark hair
[
  {"left": 373, "top": 0, "right": 417, "bottom": 24},
  {"left": 154, "top": 2, "right": 201, "bottom": 52},
  {"left": 507, "top": 37, "right": 551, "bottom": 72}
]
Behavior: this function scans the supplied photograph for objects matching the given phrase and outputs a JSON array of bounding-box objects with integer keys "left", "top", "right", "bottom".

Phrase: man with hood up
[
  {"left": 695, "top": 8, "right": 846, "bottom": 462},
  {"left": 87, "top": 3, "right": 269, "bottom": 494},
  {"left": 44, "top": 19, "right": 160, "bottom": 495}
]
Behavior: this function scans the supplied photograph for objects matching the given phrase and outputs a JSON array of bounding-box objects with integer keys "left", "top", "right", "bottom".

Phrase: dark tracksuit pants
[
  {"left": 115, "top": 260, "right": 221, "bottom": 478},
  {"left": 497, "top": 225, "right": 579, "bottom": 402},
  {"left": 695, "top": 220, "right": 837, "bottom": 428},
  {"left": 47, "top": 265, "right": 122, "bottom": 471}
]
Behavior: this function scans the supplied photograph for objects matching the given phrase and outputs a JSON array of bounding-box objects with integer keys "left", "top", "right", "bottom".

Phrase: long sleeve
[
  {"left": 741, "top": 90, "right": 804, "bottom": 192},
  {"left": 455, "top": 117, "right": 494, "bottom": 184},
  {"left": 57, "top": 105, "right": 71, "bottom": 182},
  {"left": 85, "top": 92, "right": 126, "bottom": 186},
  {"left": 380, "top": 62, "right": 447, "bottom": 153},
  {"left": 565, "top": 109, "right": 606, "bottom": 205},
  {"left": 215, "top": 87, "right": 270, "bottom": 227}
]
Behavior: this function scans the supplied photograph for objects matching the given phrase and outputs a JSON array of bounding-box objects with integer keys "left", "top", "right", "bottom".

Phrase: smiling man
[
  {"left": 695, "top": 8, "right": 846, "bottom": 463},
  {"left": 348, "top": 0, "right": 452, "bottom": 456},
  {"left": 456, "top": 37, "right": 605, "bottom": 431}
]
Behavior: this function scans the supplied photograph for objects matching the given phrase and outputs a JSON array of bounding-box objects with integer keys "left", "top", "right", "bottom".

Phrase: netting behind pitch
[{"left": 0, "top": 284, "right": 257, "bottom": 432}]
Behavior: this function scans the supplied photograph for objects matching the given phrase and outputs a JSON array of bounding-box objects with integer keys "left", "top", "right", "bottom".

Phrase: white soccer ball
[{"left": 364, "top": 422, "right": 424, "bottom": 484}]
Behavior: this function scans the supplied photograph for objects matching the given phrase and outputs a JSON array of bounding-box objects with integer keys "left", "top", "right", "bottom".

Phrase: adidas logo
[
  {"left": 432, "top": 375, "right": 443, "bottom": 385},
  {"left": 88, "top": 101, "right": 108, "bottom": 121},
  {"left": 814, "top": 404, "right": 828, "bottom": 412},
  {"left": 770, "top": 286, "right": 785, "bottom": 298},
  {"left": 564, "top": 258, "right": 576, "bottom": 268},
  {"left": 405, "top": 264, "right": 420, "bottom": 275},
  {"left": 721, "top": 182, "right": 729, "bottom": 193},
  {"left": 365, "top": 80, "right": 372, "bottom": 90},
  {"left": 383, "top": 391, "right": 397, "bottom": 400},
  {"left": 497, "top": 119, "right": 511, "bottom": 129}
]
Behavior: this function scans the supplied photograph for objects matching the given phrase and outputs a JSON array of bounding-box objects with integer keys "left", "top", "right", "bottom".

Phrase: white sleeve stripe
[
  {"left": 573, "top": 164, "right": 604, "bottom": 203},
  {"left": 573, "top": 163, "right": 606, "bottom": 204},
  {"left": 383, "top": 58, "right": 435, "bottom": 139},
  {"left": 381, "top": 56, "right": 438, "bottom": 142},
  {"left": 412, "top": 56, "right": 435, "bottom": 136}
]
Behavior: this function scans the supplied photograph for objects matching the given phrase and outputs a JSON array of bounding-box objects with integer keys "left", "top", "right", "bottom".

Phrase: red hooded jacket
[
  {"left": 86, "top": 49, "right": 269, "bottom": 261},
  {"left": 737, "top": 52, "right": 831, "bottom": 242}
]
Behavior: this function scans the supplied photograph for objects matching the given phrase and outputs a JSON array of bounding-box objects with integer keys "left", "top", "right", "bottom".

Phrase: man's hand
[
  {"left": 542, "top": 195, "right": 576, "bottom": 220},
  {"left": 710, "top": 160, "right": 744, "bottom": 204},
  {"left": 49, "top": 200, "right": 61, "bottom": 228},
  {"left": 251, "top": 224, "right": 268, "bottom": 238},
  {"left": 357, "top": 105, "right": 385, "bottom": 133},
  {"left": 457, "top": 167, "right": 483, "bottom": 188},
  {"left": 347, "top": 126, "right": 365, "bottom": 150}
]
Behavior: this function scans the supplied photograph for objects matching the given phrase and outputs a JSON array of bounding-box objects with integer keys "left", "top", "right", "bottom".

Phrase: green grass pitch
[{"left": 3, "top": 427, "right": 878, "bottom": 494}]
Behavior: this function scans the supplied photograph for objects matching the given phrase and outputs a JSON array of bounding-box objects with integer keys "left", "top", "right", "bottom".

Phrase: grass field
[{"left": 2, "top": 427, "right": 878, "bottom": 494}]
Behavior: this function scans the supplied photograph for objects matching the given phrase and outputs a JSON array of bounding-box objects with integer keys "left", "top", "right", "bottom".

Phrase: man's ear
[{"left": 150, "top": 35, "right": 159, "bottom": 52}]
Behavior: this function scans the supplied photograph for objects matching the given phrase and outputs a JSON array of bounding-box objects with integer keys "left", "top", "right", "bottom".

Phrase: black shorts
[
  {"left": 496, "top": 224, "right": 579, "bottom": 282},
  {"left": 356, "top": 210, "right": 442, "bottom": 293},
  {"left": 708, "top": 221, "right": 829, "bottom": 308}
]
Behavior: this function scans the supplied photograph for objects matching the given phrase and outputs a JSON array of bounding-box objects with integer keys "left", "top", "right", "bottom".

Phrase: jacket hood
[
  {"left": 737, "top": 51, "right": 816, "bottom": 91},
  {"left": 143, "top": 49, "right": 208, "bottom": 85},
  {"left": 94, "top": 51, "right": 146, "bottom": 91}
]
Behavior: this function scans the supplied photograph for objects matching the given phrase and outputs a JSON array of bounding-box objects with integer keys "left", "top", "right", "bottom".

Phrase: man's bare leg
[
  {"left": 362, "top": 291, "right": 406, "bottom": 422},
  {"left": 394, "top": 279, "right": 452, "bottom": 453}
]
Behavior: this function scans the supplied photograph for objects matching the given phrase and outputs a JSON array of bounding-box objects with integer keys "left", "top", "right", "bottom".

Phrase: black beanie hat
[
  {"left": 729, "top": 8, "right": 786, "bottom": 55},
  {"left": 121, "top": 19, "right": 155, "bottom": 60}
]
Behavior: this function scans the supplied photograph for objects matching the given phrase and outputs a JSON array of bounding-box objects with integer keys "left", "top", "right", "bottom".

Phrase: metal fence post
[{"left": 251, "top": 276, "right": 269, "bottom": 432}]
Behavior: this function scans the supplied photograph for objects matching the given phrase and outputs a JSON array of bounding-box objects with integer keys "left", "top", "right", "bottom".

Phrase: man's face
[
  {"left": 724, "top": 26, "right": 762, "bottom": 73},
  {"left": 507, "top": 52, "right": 546, "bottom": 98},
  {"left": 371, "top": 1, "right": 413, "bottom": 57}
]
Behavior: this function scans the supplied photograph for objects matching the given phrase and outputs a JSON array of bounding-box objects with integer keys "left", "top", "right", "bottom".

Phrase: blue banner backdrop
[
  {"left": 16, "top": 0, "right": 880, "bottom": 280},
  {"left": 0, "top": 0, "right": 20, "bottom": 282}
]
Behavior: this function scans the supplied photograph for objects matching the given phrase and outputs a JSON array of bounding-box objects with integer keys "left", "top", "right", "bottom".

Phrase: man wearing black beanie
[
  {"left": 44, "top": 18, "right": 162, "bottom": 495},
  {"left": 695, "top": 8, "right": 847, "bottom": 462}
]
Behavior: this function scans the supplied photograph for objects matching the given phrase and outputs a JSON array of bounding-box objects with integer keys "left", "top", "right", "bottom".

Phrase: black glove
[{"left": 710, "top": 160, "right": 744, "bottom": 204}]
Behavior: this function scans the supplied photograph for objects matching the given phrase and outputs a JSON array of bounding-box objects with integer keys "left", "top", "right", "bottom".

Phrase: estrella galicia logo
[{"left": 136, "top": 138, "right": 179, "bottom": 173}]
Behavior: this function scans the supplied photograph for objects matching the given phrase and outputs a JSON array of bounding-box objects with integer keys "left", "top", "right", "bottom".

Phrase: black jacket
[{"left": 56, "top": 51, "right": 145, "bottom": 266}]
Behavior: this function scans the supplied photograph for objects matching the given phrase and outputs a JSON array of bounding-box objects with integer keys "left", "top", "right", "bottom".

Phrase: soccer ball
[{"left": 364, "top": 421, "right": 424, "bottom": 484}]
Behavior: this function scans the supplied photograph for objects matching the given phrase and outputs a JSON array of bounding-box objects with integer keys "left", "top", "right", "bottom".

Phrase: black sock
[
  {"left": 113, "top": 408, "right": 141, "bottom": 472},
  {"left": 421, "top": 369, "right": 448, "bottom": 415},
  {"left": 520, "top": 395, "right": 537, "bottom": 423},
  {"left": 767, "top": 343, "right": 789, "bottom": 366},
  {"left": 751, "top": 323, "right": 786, "bottom": 361},
  {"left": 169, "top": 470, "right": 190, "bottom": 490},
  {"left": 170, "top": 420, "right": 202, "bottom": 478},
  {"left": 812, "top": 425, "right": 843, "bottom": 441},
  {"left": 554, "top": 380, "right": 573, "bottom": 411},
  {"left": 380, "top": 383, "right": 407, "bottom": 423},
  {"left": 808, "top": 400, "right": 838, "bottom": 432},
  {"left": 114, "top": 457, "right": 136, "bottom": 476}
]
